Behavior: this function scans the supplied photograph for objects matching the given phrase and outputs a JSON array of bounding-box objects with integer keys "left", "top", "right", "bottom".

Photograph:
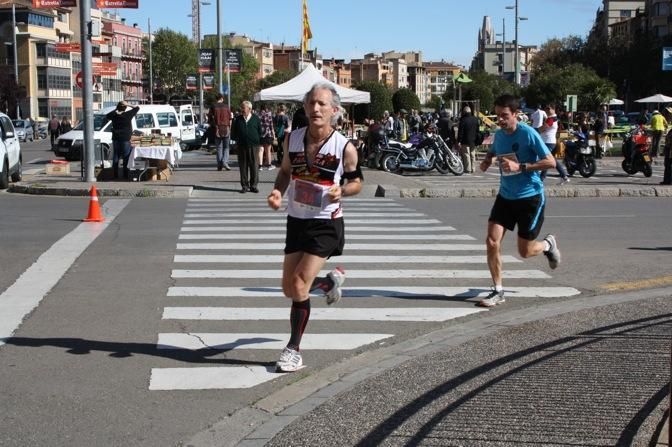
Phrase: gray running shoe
[
  {"left": 276, "top": 347, "right": 303, "bottom": 372},
  {"left": 478, "top": 289, "right": 505, "bottom": 307},
  {"left": 325, "top": 267, "right": 346, "bottom": 305},
  {"left": 543, "top": 234, "right": 561, "bottom": 269}
]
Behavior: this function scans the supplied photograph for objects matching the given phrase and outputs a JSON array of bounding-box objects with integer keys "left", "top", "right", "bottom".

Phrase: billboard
[
  {"left": 32, "top": 0, "right": 76, "bottom": 7},
  {"left": 96, "top": 0, "right": 139, "bottom": 7},
  {"left": 663, "top": 47, "right": 672, "bottom": 71},
  {"left": 223, "top": 49, "right": 243, "bottom": 73},
  {"left": 202, "top": 74, "right": 215, "bottom": 91},
  {"left": 186, "top": 75, "right": 198, "bottom": 91},
  {"left": 198, "top": 49, "right": 216, "bottom": 74}
]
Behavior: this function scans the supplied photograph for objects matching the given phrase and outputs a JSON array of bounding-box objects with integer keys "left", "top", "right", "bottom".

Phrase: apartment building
[
  {"left": 646, "top": 0, "right": 672, "bottom": 37},
  {"left": 101, "top": 12, "right": 143, "bottom": 105},
  {"left": 349, "top": 54, "right": 394, "bottom": 87},
  {"left": 425, "top": 61, "right": 462, "bottom": 97},
  {"left": 592, "top": 0, "right": 646, "bottom": 38},
  {"left": 323, "top": 59, "right": 352, "bottom": 87},
  {"left": 225, "top": 33, "right": 273, "bottom": 79}
]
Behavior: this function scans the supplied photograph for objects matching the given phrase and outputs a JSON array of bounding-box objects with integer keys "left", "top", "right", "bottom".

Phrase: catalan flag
[{"left": 302, "top": 0, "right": 312, "bottom": 55}]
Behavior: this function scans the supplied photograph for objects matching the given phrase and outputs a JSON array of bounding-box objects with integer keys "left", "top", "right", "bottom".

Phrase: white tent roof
[
  {"left": 253, "top": 64, "right": 370, "bottom": 104},
  {"left": 635, "top": 93, "right": 672, "bottom": 103}
]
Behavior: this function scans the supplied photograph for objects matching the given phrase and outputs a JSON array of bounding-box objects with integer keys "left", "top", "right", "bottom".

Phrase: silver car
[{"left": 12, "top": 119, "right": 34, "bottom": 142}]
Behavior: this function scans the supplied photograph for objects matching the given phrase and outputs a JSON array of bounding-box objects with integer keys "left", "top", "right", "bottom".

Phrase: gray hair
[
  {"left": 303, "top": 82, "right": 342, "bottom": 126},
  {"left": 241, "top": 100, "right": 252, "bottom": 109}
]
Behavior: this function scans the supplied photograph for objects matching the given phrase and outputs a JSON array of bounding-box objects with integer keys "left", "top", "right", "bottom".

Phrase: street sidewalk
[
  {"left": 9, "top": 149, "right": 672, "bottom": 198},
  {"left": 188, "top": 288, "right": 671, "bottom": 447}
]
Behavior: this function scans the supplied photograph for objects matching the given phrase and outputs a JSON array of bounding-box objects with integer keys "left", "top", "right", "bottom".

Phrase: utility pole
[
  {"left": 11, "top": 3, "right": 19, "bottom": 119},
  {"left": 79, "top": 0, "right": 95, "bottom": 182},
  {"left": 514, "top": 0, "right": 519, "bottom": 85},
  {"left": 217, "top": 0, "right": 223, "bottom": 96},
  {"left": 148, "top": 18, "right": 153, "bottom": 104}
]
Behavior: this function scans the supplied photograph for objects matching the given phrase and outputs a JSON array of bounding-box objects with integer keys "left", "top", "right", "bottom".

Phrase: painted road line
[
  {"left": 156, "top": 333, "right": 393, "bottom": 351},
  {"left": 188, "top": 198, "right": 397, "bottom": 203},
  {"left": 175, "top": 243, "right": 485, "bottom": 251},
  {"left": 171, "top": 269, "right": 550, "bottom": 279},
  {"left": 166, "top": 286, "right": 580, "bottom": 298},
  {"left": 184, "top": 212, "right": 426, "bottom": 218},
  {"left": 182, "top": 219, "right": 442, "bottom": 225},
  {"left": 162, "top": 307, "right": 486, "bottom": 322},
  {"left": 0, "top": 200, "right": 131, "bottom": 346},
  {"left": 178, "top": 233, "right": 475, "bottom": 240},
  {"left": 23, "top": 168, "right": 43, "bottom": 175},
  {"left": 173, "top": 255, "right": 521, "bottom": 264},
  {"left": 149, "top": 366, "right": 282, "bottom": 390},
  {"left": 179, "top": 225, "right": 456, "bottom": 232},
  {"left": 600, "top": 274, "right": 672, "bottom": 292},
  {"left": 186, "top": 206, "right": 405, "bottom": 211}
]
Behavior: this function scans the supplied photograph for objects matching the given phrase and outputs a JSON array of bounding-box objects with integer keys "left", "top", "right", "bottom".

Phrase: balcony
[
  {"left": 121, "top": 50, "right": 144, "bottom": 60},
  {"left": 121, "top": 74, "right": 143, "bottom": 84}
]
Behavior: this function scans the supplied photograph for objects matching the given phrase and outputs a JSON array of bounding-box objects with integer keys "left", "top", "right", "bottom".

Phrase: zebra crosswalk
[{"left": 149, "top": 196, "right": 580, "bottom": 391}]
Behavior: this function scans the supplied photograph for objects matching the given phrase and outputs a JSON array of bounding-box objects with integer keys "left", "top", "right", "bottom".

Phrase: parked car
[
  {"left": 12, "top": 119, "right": 34, "bottom": 142},
  {"left": 0, "top": 113, "right": 22, "bottom": 189},
  {"left": 54, "top": 104, "right": 198, "bottom": 161}
]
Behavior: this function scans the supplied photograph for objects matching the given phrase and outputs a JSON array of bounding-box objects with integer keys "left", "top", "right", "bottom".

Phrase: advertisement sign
[
  {"left": 96, "top": 0, "right": 139, "bottom": 7},
  {"left": 202, "top": 74, "right": 215, "bottom": 90},
  {"left": 186, "top": 75, "right": 198, "bottom": 91},
  {"left": 55, "top": 43, "right": 81, "bottom": 53},
  {"left": 223, "top": 49, "right": 243, "bottom": 73},
  {"left": 93, "top": 62, "right": 117, "bottom": 76},
  {"left": 32, "top": 0, "right": 76, "bottom": 7},
  {"left": 663, "top": 47, "right": 672, "bottom": 71},
  {"left": 198, "top": 49, "right": 216, "bottom": 74}
]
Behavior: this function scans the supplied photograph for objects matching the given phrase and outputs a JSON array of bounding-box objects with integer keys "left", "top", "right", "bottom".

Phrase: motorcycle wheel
[
  {"left": 446, "top": 151, "right": 464, "bottom": 176},
  {"left": 564, "top": 160, "right": 576, "bottom": 176},
  {"left": 643, "top": 163, "right": 653, "bottom": 177},
  {"left": 435, "top": 156, "right": 450, "bottom": 174},
  {"left": 381, "top": 154, "right": 400, "bottom": 173},
  {"left": 621, "top": 159, "right": 636, "bottom": 175},
  {"left": 579, "top": 158, "right": 596, "bottom": 178}
]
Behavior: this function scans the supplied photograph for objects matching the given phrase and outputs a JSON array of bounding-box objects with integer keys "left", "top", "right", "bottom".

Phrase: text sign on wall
[
  {"left": 96, "top": 0, "right": 139, "bottom": 8},
  {"left": 32, "top": 0, "right": 77, "bottom": 7}
]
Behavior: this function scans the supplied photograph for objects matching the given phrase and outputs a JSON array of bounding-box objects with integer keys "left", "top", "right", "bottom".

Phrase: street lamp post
[
  {"left": 11, "top": 2, "right": 20, "bottom": 119},
  {"left": 496, "top": 18, "right": 505, "bottom": 76},
  {"left": 216, "top": 0, "right": 223, "bottom": 96},
  {"left": 506, "top": 0, "right": 527, "bottom": 86},
  {"left": 189, "top": 1, "right": 211, "bottom": 125}
]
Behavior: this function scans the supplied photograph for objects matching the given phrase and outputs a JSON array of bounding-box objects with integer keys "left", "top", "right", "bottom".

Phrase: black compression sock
[{"left": 288, "top": 299, "right": 311, "bottom": 350}]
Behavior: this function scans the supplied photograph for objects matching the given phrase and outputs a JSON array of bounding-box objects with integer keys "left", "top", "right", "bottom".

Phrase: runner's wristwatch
[{"left": 520, "top": 163, "right": 527, "bottom": 173}]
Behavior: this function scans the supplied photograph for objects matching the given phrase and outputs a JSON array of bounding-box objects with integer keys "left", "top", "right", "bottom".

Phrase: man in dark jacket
[
  {"left": 208, "top": 94, "right": 232, "bottom": 171},
  {"left": 231, "top": 100, "right": 262, "bottom": 193},
  {"left": 458, "top": 106, "right": 480, "bottom": 173},
  {"left": 106, "top": 101, "right": 139, "bottom": 180},
  {"left": 437, "top": 110, "right": 455, "bottom": 146}
]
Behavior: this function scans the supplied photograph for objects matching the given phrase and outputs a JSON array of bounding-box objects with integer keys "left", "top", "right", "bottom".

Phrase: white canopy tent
[
  {"left": 253, "top": 64, "right": 370, "bottom": 104},
  {"left": 634, "top": 93, "right": 672, "bottom": 103}
]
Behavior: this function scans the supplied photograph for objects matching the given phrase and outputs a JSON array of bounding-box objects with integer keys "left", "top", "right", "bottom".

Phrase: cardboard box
[
  {"left": 145, "top": 167, "right": 158, "bottom": 181},
  {"left": 156, "top": 167, "right": 171, "bottom": 181},
  {"left": 46, "top": 162, "right": 70, "bottom": 175}
]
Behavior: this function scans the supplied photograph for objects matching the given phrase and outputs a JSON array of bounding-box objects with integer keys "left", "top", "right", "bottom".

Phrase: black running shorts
[
  {"left": 489, "top": 194, "right": 545, "bottom": 240},
  {"left": 285, "top": 216, "right": 345, "bottom": 258}
]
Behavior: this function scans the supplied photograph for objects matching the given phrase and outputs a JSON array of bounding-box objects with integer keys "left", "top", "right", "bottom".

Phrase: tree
[
  {"left": 531, "top": 36, "right": 585, "bottom": 76},
  {"left": 391, "top": 88, "right": 420, "bottom": 113},
  {"left": 444, "top": 70, "right": 518, "bottom": 113},
  {"left": 425, "top": 95, "right": 443, "bottom": 112},
  {"left": 352, "top": 81, "right": 393, "bottom": 124},
  {"left": 256, "top": 69, "right": 298, "bottom": 91},
  {"left": 145, "top": 29, "right": 197, "bottom": 96}
]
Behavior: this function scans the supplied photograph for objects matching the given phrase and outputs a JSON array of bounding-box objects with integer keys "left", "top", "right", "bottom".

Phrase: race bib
[
  {"left": 292, "top": 179, "right": 324, "bottom": 210},
  {"left": 497, "top": 152, "right": 521, "bottom": 176}
]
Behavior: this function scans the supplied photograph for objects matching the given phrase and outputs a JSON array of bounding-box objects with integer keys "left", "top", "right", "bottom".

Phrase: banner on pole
[
  {"left": 198, "top": 49, "right": 216, "bottom": 73},
  {"left": 32, "top": 0, "right": 76, "bottom": 7},
  {"left": 186, "top": 75, "right": 198, "bottom": 91},
  {"left": 96, "top": 0, "right": 139, "bottom": 8},
  {"left": 202, "top": 74, "right": 215, "bottom": 91},
  {"left": 223, "top": 49, "right": 243, "bottom": 73}
]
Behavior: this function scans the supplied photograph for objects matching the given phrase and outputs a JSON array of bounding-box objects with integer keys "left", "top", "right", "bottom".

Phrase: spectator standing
[
  {"left": 273, "top": 105, "right": 289, "bottom": 164},
  {"left": 59, "top": 117, "right": 72, "bottom": 135},
  {"left": 291, "top": 106, "right": 308, "bottom": 130},
  {"left": 437, "top": 110, "right": 455, "bottom": 146},
  {"left": 231, "top": 101, "right": 262, "bottom": 193},
  {"left": 394, "top": 109, "right": 408, "bottom": 141},
  {"left": 207, "top": 93, "right": 232, "bottom": 171},
  {"left": 259, "top": 104, "right": 276, "bottom": 170},
  {"left": 106, "top": 101, "right": 139, "bottom": 180},
  {"left": 650, "top": 110, "right": 668, "bottom": 157},
  {"left": 478, "top": 94, "right": 561, "bottom": 307},
  {"left": 457, "top": 106, "right": 479, "bottom": 173},
  {"left": 266, "top": 83, "right": 363, "bottom": 373},
  {"left": 530, "top": 105, "right": 547, "bottom": 132},
  {"left": 382, "top": 110, "right": 394, "bottom": 136},
  {"left": 49, "top": 115, "right": 60, "bottom": 147},
  {"left": 408, "top": 109, "right": 421, "bottom": 135},
  {"left": 539, "top": 104, "right": 569, "bottom": 184}
]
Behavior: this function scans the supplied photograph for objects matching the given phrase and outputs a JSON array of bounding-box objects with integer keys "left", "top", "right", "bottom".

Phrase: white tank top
[{"left": 286, "top": 127, "right": 348, "bottom": 220}]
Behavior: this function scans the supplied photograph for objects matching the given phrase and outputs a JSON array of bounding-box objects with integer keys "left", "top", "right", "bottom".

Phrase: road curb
[
  {"left": 8, "top": 183, "right": 193, "bottom": 198},
  {"left": 387, "top": 185, "right": 672, "bottom": 198},
  {"left": 185, "top": 287, "right": 672, "bottom": 447}
]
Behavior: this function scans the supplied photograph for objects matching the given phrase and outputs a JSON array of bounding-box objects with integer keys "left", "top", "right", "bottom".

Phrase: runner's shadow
[
  {"left": 1, "top": 337, "right": 276, "bottom": 366},
  {"left": 628, "top": 246, "right": 672, "bottom": 251}
]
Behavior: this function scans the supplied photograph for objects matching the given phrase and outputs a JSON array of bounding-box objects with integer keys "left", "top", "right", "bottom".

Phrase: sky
[{"left": 109, "top": 0, "right": 604, "bottom": 67}]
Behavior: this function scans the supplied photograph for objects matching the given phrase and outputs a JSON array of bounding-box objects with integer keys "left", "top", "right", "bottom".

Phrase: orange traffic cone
[{"left": 83, "top": 186, "right": 104, "bottom": 222}]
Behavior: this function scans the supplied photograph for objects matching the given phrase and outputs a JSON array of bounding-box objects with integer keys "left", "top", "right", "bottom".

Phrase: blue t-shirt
[{"left": 491, "top": 122, "right": 550, "bottom": 199}]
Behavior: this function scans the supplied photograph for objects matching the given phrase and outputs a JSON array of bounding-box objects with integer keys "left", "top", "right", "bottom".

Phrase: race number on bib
[{"left": 292, "top": 179, "right": 325, "bottom": 210}]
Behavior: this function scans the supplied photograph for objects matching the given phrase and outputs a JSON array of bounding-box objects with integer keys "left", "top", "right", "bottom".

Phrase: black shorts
[
  {"left": 285, "top": 216, "right": 345, "bottom": 258},
  {"left": 489, "top": 194, "right": 545, "bottom": 240},
  {"left": 261, "top": 136, "right": 274, "bottom": 145}
]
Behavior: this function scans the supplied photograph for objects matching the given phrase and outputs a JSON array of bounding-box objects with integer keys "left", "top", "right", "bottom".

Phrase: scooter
[
  {"left": 621, "top": 126, "right": 652, "bottom": 177},
  {"left": 563, "top": 130, "right": 597, "bottom": 178}
]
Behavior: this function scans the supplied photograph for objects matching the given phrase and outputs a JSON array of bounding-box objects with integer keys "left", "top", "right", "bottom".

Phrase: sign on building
[
  {"left": 96, "top": 0, "right": 139, "bottom": 8},
  {"left": 32, "top": 0, "right": 76, "bottom": 7},
  {"left": 662, "top": 47, "right": 672, "bottom": 71},
  {"left": 198, "top": 49, "right": 216, "bottom": 74},
  {"left": 223, "top": 49, "right": 243, "bottom": 73}
]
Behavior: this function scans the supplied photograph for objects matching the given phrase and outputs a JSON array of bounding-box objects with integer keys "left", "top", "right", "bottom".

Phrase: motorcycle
[
  {"left": 380, "top": 131, "right": 464, "bottom": 175},
  {"left": 621, "top": 126, "right": 652, "bottom": 177},
  {"left": 563, "top": 129, "right": 597, "bottom": 178},
  {"left": 361, "top": 126, "right": 388, "bottom": 170}
]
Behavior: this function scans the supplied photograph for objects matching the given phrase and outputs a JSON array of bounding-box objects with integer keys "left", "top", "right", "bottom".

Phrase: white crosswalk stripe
[{"left": 149, "top": 196, "right": 580, "bottom": 391}]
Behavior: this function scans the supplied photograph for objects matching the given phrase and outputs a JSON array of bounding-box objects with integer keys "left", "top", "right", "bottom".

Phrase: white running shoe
[
  {"left": 325, "top": 267, "right": 346, "bottom": 305},
  {"left": 477, "top": 289, "right": 505, "bottom": 307},
  {"left": 559, "top": 177, "right": 570, "bottom": 185},
  {"left": 267, "top": 165, "right": 276, "bottom": 171},
  {"left": 543, "top": 234, "right": 561, "bottom": 270},
  {"left": 276, "top": 347, "right": 303, "bottom": 372}
]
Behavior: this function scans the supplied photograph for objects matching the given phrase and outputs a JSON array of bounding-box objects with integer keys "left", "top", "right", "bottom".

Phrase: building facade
[
  {"left": 227, "top": 33, "right": 273, "bottom": 79},
  {"left": 101, "top": 12, "right": 143, "bottom": 105},
  {"left": 592, "top": 0, "right": 647, "bottom": 38}
]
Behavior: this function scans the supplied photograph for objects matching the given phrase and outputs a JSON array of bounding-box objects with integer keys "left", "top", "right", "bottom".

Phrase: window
[
  {"left": 46, "top": 67, "right": 71, "bottom": 90},
  {"left": 37, "top": 67, "right": 47, "bottom": 89},
  {"left": 620, "top": 10, "right": 632, "bottom": 17},
  {"left": 36, "top": 42, "right": 46, "bottom": 58},
  {"left": 1, "top": 116, "right": 14, "bottom": 138},
  {"left": 38, "top": 99, "right": 48, "bottom": 118},
  {"left": 156, "top": 112, "right": 178, "bottom": 128},
  {"left": 135, "top": 113, "right": 155, "bottom": 129}
]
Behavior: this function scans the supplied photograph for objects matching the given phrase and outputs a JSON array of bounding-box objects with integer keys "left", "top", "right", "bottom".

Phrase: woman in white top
[{"left": 267, "top": 83, "right": 363, "bottom": 372}]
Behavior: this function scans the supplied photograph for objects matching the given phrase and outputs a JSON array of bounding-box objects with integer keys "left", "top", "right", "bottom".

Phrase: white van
[{"left": 54, "top": 104, "right": 198, "bottom": 161}]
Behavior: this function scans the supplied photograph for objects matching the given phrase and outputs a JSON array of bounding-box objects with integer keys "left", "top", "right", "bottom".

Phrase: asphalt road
[{"left": 0, "top": 193, "right": 669, "bottom": 446}]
